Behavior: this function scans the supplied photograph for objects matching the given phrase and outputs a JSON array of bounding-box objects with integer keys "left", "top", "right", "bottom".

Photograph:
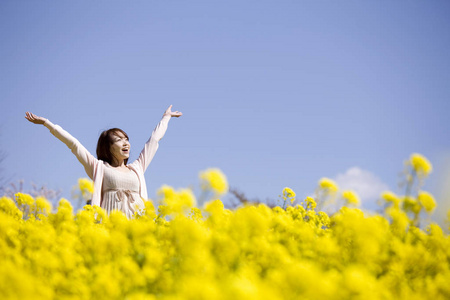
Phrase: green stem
[{"left": 405, "top": 170, "right": 416, "bottom": 197}]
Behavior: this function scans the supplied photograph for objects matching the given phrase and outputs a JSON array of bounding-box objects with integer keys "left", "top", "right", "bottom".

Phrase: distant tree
[
  {"left": 1, "top": 179, "right": 62, "bottom": 204},
  {"left": 228, "top": 186, "right": 269, "bottom": 208}
]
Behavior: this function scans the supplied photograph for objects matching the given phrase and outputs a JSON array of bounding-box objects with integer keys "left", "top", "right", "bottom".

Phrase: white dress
[{"left": 101, "top": 163, "right": 145, "bottom": 218}]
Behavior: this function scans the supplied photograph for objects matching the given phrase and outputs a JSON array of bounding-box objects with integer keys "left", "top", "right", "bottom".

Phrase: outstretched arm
[
  {"left": 25, "top": 112, "right": 98, "bottom": 179},
  {"left": 132, "top": 105, "right": 182, "bottom": 172}
]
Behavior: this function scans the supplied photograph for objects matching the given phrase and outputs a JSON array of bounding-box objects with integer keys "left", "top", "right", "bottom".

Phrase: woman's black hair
[{"left": 96, "top": 128, "right": 129, "bottom": 165}]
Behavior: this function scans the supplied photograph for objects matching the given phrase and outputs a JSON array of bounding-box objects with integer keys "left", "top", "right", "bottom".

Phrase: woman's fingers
[
  {"left": 172, "top": 111, "right": 182, "bottom": 117},
  {"left": 25, "top": 111, "right": 45, "bottom": 124},
  {"left": 164, "top": 105, "right": 183, "bottom": 117},
  {"left": 26, "top": 112, "right": 35, "bottom": 121},
  {"left": 164, "top": 105, "right": 173, "bottom": 116}
]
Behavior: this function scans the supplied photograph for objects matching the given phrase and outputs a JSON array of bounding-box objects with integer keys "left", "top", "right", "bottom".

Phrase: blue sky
[{"left": 1, "top": 1, "right": 449, "bottom": 222}]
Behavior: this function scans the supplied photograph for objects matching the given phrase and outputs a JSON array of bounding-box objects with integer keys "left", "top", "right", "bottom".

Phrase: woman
[{"left": 25, "top": 105, "right": 182, "bottom": 218}]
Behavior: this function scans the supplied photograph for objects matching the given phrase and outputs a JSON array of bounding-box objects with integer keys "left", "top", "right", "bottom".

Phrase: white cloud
[
  {"left": 334, "top": 167, "right": 390, "bottom": 208},
  {"left": 432, "top": 153, "right": 450, "bottom": 226}
]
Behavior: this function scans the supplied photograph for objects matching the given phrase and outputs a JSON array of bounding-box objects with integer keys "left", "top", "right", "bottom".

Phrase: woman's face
[{"left": 110, "top": 131, "right": 130, "bottom": 163}]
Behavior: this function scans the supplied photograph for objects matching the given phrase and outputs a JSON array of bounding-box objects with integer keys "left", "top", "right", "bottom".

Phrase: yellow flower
[
  {"left": 158, "top": 185, "right": 197, "bottom": 215},
  {"left": 189, "top": 207, "right": 203, "bottom": 221},
  {"left": 178, "top": 188, "right": 197, "bottom": 208},
  {"left": 305, "top": 196, "right": 317, "bottom": 210},
  {"left": 143, "top": 200, "right": 157, "bottom": 219},
  {"left": 78, "top": 178, "right": 94, "bottom": 200},
  {"left": 157, "top": 184, "right": 176, "bottom": 199},
  {"left": 272, "top": 206, "right": 284, "bottom": 214},
  {"left": 402, "top": 196, "right": 421, "bottom": 214},
  {"left": 3, "top": 165, "right": 450, "bottom": 299},
  {"left": 0, "top": 196, "right": 23, "bottom": 219},
  {"left": 199, "top": 168, "right": 228, "bottom": 195},
  {"left": 409, "top": 153, "right": 432, "bottom": 177},
  {"left": 204, "top": 199, "right": 224, "bottom": 216},
  {"left": 282, "top": 187, "right": 296, "bottom": 203},
  {"left": 317, "top": 211, "right": 330, "bottom": 227},
  {"left": 386, "top": 206, "right": 410, "bottom": 234},
  {"left": 318, "top": 178, "right": 338, "bottom": 193},
  {"left": 35, "top": 196, "right": 52, "bottom": 215},
  {"left": 342, "top": 190, "right": 360, "bottom": 206},
  {"left": 417, "top": 191, "right": 436, "bottom": 213},
  {"left": 381, "top": 191, "right": 400, "bottom": 208},
  {"left": 15, "top": 193, "right": 34, "bottom": 207},
  {"left": 55, "top": 198, "right": 74, "bottom": 219}
]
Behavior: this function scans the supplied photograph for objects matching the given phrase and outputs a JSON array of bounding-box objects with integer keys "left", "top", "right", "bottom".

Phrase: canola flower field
[{"left": 1, "top": 154, "right": 449, "bottom": 300}]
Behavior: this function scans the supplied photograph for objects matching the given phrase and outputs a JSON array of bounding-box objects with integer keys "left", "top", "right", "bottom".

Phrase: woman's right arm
[{"left": 25, "top": 112, "right": 98, "bottom": 180}]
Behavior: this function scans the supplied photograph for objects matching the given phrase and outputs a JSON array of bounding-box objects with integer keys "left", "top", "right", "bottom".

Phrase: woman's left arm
[{"left": 133, "top": 105, "right": 182, "bottom": 172}]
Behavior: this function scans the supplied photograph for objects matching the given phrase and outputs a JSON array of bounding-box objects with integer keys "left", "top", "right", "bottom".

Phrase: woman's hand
[
  {"left": 164, "top": 105, "right": 183, "bottom": 118},
  {"left": 25, "top": 112, "right": 46, "bottom": 125}
]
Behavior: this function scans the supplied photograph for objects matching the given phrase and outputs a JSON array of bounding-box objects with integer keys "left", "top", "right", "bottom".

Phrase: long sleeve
[
  {"left": 43, "top": 119, "right": 99, "bottom": 180},
  {"left": 131, "top": 114, "right": 171, "bottom": 173}
]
